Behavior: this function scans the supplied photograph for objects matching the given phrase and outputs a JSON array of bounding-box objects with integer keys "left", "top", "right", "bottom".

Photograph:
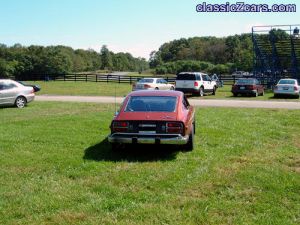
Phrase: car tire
[
  {"left": 170, "top": 86, "right": 175, "bottom": 90},
  {"left": 15, "top": 96, "right": 27, "bottom": 108},
  {"left": 193, "top": 120, "right": 196, "bottom": 134},
  {"left": 274, "top": 94, "right": 278, "bottom": 98},
  {"left": 212, "top": 86, "right": 216, "bottom": 95},
  {"left": 199, "top": 87, "right": 204, "bottom": 97},
  {"left": 184, "top": 127, "right": 194, "bottom": 151},
  {"left": 155, "top": 87, "right": 159, "bottom": 90},
  {"left": 233, "top": 93, "right": 238, "bottom": 97}
]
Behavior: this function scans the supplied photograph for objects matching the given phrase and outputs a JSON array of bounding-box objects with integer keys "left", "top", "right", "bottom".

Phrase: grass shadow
[{"left": 83, "top": 138, "right": 179, "bottom": 162}]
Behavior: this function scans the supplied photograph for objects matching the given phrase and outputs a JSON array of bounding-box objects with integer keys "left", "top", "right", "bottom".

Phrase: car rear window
[
  {"left": 176, "top": 74, "right": 196, "bottom": 80},
  {"left": 236, "top": 79, "right": 255, "bottom": 85},
  {"left": 125, "top": 96, "right": 177, "bottom": 112},
  {"left": 278, "top": 80, "right": 295, "bottom": 85},
  {"left": 138, "top": 78, "right": 154, "bottom": 83}
]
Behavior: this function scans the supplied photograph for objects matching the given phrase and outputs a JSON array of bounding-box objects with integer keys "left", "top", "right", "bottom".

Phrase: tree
[{"left": 100, "top": 45, "right": 113, "bottom": 70}]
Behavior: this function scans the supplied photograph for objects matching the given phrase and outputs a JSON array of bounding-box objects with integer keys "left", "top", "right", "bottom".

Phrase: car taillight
[
  {"left": 144, "top": 84, "right": 151, "bottom": 88},
  {"left": 166, "top": 122, "right": 183, "bottom": 134},
  {"left": 194, "top": 81, "right": 198, "bottom": 87},
  {"left": 294, "top": 86, "right": 298, "bottom": 91},
  {"left": 247, "top": 85, "right": 255, "bottom": 90},
  {"left": 112, "top": 121, "right": 129, "bottom": 132}
]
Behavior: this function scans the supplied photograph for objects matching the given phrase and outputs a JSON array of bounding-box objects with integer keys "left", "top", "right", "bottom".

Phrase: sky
[{"left": 0, "top": 0, "right": 299, "bottom": 59}]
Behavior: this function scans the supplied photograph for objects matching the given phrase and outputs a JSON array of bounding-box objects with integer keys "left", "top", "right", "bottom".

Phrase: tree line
[
  {"left": 150, "top": 33, "right": 253, "bottom": 75},
  {"left": 1, "top": 29, "right": 290, "bottom": 79},
  {"left": 0, "top": 44, "right": 148, "bottom": 79}
]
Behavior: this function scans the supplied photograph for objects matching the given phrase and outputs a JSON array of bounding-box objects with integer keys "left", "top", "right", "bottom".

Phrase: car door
[
  {"left": 160, "top": 79, "right": 168, "bottom": 90},
  {"left": 0, "top": 82, "right": 18, "bottom": 105},
  {"left": 255, "top": 79, "right": 263, "bottom": 94},
  {"left": 202, "top": 75, "right": 214, "bottom": 91}
]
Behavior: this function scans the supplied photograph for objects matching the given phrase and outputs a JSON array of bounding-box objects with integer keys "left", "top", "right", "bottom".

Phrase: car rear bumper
[
  {"left": 274, "top": 90, "right": 299, "bottom": 96},
  {"left": 175, "top": 87, "right": 199, "bottom": 94},
  {"left": 25, "top": 94, "right": 35, "bottom": 103},
  {"left": 108, "top": 133, "right": 189, "bottom": 145},
  {"left": 232, "top": 90, "right": 257, "bottom": 95}
]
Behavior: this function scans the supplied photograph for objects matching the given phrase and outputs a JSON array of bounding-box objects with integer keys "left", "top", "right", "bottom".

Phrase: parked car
[
  {"left": 108, "top": 90, "right": 195, "bottom": 151},
  {"left": 0, "top": 79, "right": 35, "bottom": 108},
  {"left": 17, "top": 81, "right": 41, "bottom": 92},
  {"left": 175, "top": 72, "right": 217, "bottom": 96},
  {"left": 132, "top": 78, "right": 174, "bottom": 91},
  {"left": 211, "top": 74, "right": 223, "bottom": 88},
  {"left": 231, "top": 78, "right": 264, "bottom": 97},
  {"left": 273, "top": 79, "right": 300, "bottom": 98},
  {"left": 232, "top": 71, "right": 249, "bottom": 77}
]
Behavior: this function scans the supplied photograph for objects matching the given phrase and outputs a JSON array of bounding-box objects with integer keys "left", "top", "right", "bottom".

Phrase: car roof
[
  {"left": 0, "top": 79, "right": 14, "bottom": 82},
  {"left": 127, "top": 90, "right": 183, "bottom": 97},
  {"left": 178, "top": 72, "right": 205, "bottom": 75},
  {"left": 139, "top": 78, "right": 158, "bottom": 80},
  {"left": 279, "top": 78, "right": 297, "bottom": 81}
]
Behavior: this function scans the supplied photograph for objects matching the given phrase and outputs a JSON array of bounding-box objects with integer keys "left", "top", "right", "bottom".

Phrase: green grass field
[
  {"left": 31, "top": 81, "right": 300, "bottom": 102},
  {"left": 0, "top": 102, "right": 299, "bottom": 224}
]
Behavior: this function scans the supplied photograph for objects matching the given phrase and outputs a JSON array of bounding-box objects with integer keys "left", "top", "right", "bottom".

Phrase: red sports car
[{"left": 108, "top": 90, "right": 195, "bottom": 151}]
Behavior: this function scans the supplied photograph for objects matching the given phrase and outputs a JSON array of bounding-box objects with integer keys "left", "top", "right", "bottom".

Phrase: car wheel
[
  {"left": 184, "top": 127, "right": 194, "bottom": 151},
  {"left": 233, "top": 93, "right": 238, "bottom": 97},
  {"left": 199, "top": 87, "right": 204, "bottom": 97},
  {"left": 155, "top": 87, "right": 159, "bottom": 90},
  {"left": 170, "top": 86, "right": 175, "bottom": 90},
  {"left": 193, "top": 120, "right": 196, "bottom": 134},
  {"left": 15, "top": 96, "right": 27, "bottom": 108},
  {"left": 212, "top": 86, "right": 216, "bottom": 95}
]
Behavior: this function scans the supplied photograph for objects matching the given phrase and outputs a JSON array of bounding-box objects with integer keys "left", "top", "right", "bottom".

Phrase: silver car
[
  {"left": 0, "top": 79, "right": 35, "bottom": 108},
  {"left": 274, "top": 79, "right": 300, "bottom": 98},
  {"left": 132, "top": 78, "right": 174, "bottom": 91}
]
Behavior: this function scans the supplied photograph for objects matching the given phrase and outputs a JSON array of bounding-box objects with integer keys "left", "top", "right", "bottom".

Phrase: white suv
[{"left": 175, "top": 72, "right": 217, "bottom": 96}]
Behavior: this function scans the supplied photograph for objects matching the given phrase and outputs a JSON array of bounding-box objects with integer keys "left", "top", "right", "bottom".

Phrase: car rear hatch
[{"left": 176, "top": 74, "right": 197, "bottom": 89}]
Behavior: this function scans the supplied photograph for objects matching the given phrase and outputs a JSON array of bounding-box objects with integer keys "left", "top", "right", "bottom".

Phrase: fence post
[
  {"left": 130, "top": 76, "right": 132, "bottom": 84},
  {"left": 64, "top": 74, "right": 66, "bottom": 81},
  {"left": 166, "top": 77, "right": 169, "bottom": 82},
  {"left": 96, "top": 74, "right": 98, "bottom": 82},
  {"left": 107, "top": 75, "right": 109, "bottom": 82},
  {"left": 118, "top": 76, "right": 120, "bottom": 83}
]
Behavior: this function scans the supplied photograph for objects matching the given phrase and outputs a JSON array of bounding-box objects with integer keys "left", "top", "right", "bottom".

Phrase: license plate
[
  {"left": 240, "top": 86, "right": 245, "bottom": 90},
  {"left": 139, "top": 130, "right": 156, "bottom": 134},
  {"left": 283, "top": 87, "right": 289, "bottom": 90}
]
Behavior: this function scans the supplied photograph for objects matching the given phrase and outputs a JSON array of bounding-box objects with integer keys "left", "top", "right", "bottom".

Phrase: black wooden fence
[{"left": 14, "top": 73, "right": 292, "bottom": 87}]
